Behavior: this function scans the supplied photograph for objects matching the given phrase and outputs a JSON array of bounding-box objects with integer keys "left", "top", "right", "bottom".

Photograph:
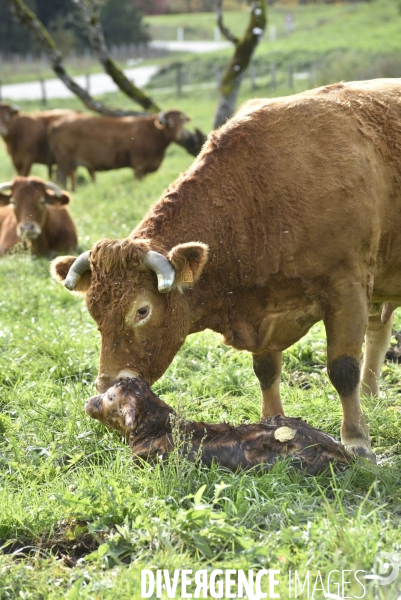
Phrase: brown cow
[
  {"left": 0, "top": 176, "right": 77, "bottom": 256},
  {"left": 48, "top": 110, "right": 190, "bottom": 190},
  {"left": 0, "top": 103, "right": 95, "bottom": 186},
  {"left": 51, "top": 78, "right": 401, "bottom": 462}
]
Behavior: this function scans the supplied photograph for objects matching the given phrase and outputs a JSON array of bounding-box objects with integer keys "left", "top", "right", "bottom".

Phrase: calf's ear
[
  {"left": 45, "top": 190, "right": 70, "bottom": 206},
  {"left": 124, "top": 402, "right": 136, "bottom": 429},
  {"left": 167, "top": 242, "right": 208, "bottom": 287},
  {"left": 50, "top": 256, "right": 92, "bottom": 294}
]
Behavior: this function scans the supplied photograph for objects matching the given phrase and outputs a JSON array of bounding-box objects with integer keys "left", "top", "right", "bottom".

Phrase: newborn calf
[{"left": 85, "top": 378, "right": 352, "bottom": 476}]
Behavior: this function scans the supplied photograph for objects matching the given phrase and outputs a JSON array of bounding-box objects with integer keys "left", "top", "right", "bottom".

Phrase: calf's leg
[
  {"left": 361, "top": 306, "right": 394, "bottom": 397},
  {"left": 324, "top": 284, "right": 374, "bottom": 460},
  {"left": 253, "top": 351, "right": 284, "bottom": 417}
]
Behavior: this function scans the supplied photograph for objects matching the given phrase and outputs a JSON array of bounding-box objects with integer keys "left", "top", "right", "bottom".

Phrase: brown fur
[
  {"left": 48, "top": 110, "right": 190, "bottom": 189},
  {"left": 0, "top": 104, "right": 87, "bottom": 181},
  {"left": 85, "top": 378, "right": 352, "bottom": 476},
  {"left": 0, "top": 177, "right": 77, "bottom": 256},
  {"left": 53, "top": 79, "right": 401, "bottom": 459}
]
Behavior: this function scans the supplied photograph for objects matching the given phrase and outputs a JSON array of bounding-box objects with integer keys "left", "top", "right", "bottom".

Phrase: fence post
[
  {"left": 250, "top": 62, "right": 256, "bottom": 90},
  {"left": 215, "top": 67, "right": 221, "bottom": 89},
  {"left": 0, "top": 81, "right": 2, "bottom": 102},
  {"left": 86, "top": 73, "right": 90, "bottom": 93},
  {"left": 288, "top": 65, "right": 294, "bottom": 88},
  {"left": 270, "top": 63, "right": 276, "bottom": 90},
  {"left": 176, "top": 63, "right": 183, "bottom": 97},
  {"left": 40, "top": 51, "right": 47, "bottom": 71},
  {"left": 39, "top": 78, "right": 47, "bottom": 105},
  {"left": 177, "top": 27, "right": 184, "bottom": 41},
  {"left": 308, "top": 66, "right": 313, "bottom": 88}
]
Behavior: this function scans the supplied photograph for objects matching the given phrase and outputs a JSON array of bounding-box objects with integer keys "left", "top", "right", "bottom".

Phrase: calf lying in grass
[{"left": 85, "top": 378, "right": 352, "bottom": 476}]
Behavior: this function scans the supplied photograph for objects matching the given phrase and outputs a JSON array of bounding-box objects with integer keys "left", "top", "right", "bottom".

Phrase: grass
[{"left": 0, "top": 62, "right": 401, "bottom": 600}]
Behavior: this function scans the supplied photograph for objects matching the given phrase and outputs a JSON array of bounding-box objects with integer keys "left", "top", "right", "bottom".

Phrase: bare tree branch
[
  {"left": 214, "top": 0, "right": 267, "bottom": 128},
  {"left": 6, "top": 0, "right": 148, "bottom": 117},
  {"left": 216, "top": 0, "right": 239, "bottom": 45},
  {"left": 72, "top": 0, "right": 160, "bottom": 113},
  {"left": 6, "top": 0, "right": 207, "bottom": 156}
]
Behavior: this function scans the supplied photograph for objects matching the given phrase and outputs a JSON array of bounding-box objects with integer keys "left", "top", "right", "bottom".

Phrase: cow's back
[{"left": 138, "top": 79, "right": 401, "bottom": 291}]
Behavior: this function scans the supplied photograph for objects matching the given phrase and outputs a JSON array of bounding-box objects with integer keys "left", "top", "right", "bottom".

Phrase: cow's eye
[{"left": 137, "top": 306, "right": 149, "bottom": 319}]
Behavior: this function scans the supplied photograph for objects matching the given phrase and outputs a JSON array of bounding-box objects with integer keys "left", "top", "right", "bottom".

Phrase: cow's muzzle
[
  {"left": 95, "top": 369, "right": 140, "bottom": 393},
  {"left": 18, "top": 222, "right": 41, "bottom": 240}
]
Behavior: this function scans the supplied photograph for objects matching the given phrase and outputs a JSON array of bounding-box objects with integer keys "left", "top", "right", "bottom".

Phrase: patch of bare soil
[{"left": 0, "top": 519, "right": 103, "bottom": 567}]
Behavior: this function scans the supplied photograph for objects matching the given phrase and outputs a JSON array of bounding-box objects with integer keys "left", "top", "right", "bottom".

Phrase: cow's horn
[
  {"left": 44, "top": 181, "right": 63, "bottom": 197},
  {"left": 0, "top": 182, "right": 13, "bottom": 194},
  {"left": 144, "top": 250, "right": 175, "bottom": 293},
  {"left": 64, "top": 251, "right": 91, "bottom": 291},
  {"left": 158, "top": 111, "right": 167, "bottom": 126}
]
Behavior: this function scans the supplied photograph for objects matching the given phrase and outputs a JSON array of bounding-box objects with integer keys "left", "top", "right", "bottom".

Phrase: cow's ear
[
  {"left": 0, "top": 193, "right": 11, "bottom": 206},
  {"left": 45, "top": 190, "right": 70, "bottom": 206},
  {"left": 50, "top": 256, "right": 92, "bottom": 294},
  {"left": 167, "top": 242, "right": 208, "bottom": 287}
]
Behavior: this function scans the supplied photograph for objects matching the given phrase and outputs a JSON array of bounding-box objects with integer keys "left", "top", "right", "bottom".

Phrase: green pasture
[{"left": 0, "top": 82, "right": 401, "bottom": 598}]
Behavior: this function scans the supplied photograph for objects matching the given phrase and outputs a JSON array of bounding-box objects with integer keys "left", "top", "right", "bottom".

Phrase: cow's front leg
[
  {"left": 253, "top": 351, "right": 284, "bottom": 417},
  {"left": 324, "top": 288, "right": 375, "bottom": 461},
  {"left": 361, "top": 305, "right": 394, "bottom": 397}
]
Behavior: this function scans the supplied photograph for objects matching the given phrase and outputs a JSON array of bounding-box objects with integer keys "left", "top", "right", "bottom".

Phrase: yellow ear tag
[{"left": 181, "top": 263, "right": 193, "bottom": 283}]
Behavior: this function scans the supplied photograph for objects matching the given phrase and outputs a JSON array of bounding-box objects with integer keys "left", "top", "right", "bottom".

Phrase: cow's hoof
[{"left": 345, "top": 445, "right": 377, "bottom": 464}]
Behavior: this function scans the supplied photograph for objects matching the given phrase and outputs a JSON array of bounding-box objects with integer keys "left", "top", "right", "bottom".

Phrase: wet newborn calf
[{"left": 85, "top": 378, "right": 352, "bottom": 476}]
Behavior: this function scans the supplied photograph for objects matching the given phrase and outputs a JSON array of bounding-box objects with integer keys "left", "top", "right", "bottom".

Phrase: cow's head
[
  {"left": 0, "top": 177, "right": 70, "bottom": 239},
  {"left": 0, "top": 102, "right": 20, "bottom": 136},
  {"left": 154, "top": 109, "right": 190, "bottom": 141},
  {"left": 51, "top": 238, "right": 208, "bottom": 391}
]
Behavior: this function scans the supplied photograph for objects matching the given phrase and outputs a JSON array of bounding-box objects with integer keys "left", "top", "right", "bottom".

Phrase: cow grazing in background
[
  {"left": 0, "top": 103, "right": 95, "bottom": 186},
  {"left": 0, "top": 176, "right": 77, "bottom": 256},
  {"left": 49, "top": 110, "right": 190, "bottom": 190},
  {"left": 52, "top": 78, "right": 401, "bottom": 462}
]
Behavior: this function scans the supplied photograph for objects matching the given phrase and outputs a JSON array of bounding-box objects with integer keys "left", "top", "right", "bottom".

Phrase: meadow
[{"left": 1, "top": 47, "right": 401, "bottom": 600}]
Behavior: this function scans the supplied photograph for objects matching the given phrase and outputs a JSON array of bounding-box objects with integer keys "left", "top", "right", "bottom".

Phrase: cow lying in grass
[
  {"left": 85, "top": 378, "right": 352, "bottom": 476},
  {"left": 0, "top": 176, "right": 77, "bottom": 257}
]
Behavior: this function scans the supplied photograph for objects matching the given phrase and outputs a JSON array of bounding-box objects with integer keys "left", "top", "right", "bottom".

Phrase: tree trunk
[{"left": 214, "top": 0, "right": 267, "bottom": 128}]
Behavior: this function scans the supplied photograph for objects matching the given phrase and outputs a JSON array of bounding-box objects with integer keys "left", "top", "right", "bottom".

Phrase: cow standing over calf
[
  {"left": 0, "top": 177, "right": 77, "bottom": 256},
  {"left": 49, "top": 110, "right": 190, "bottom": 191},
  {"left": 52, "top": 78, "right": 401, "bottom": 461}
]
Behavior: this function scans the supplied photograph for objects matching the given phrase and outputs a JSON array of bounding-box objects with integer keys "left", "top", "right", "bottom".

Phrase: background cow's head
[
  {"left": 0, "top": 102, "right": 20, "bottom": 136},
  {"left": 0, "top": 177, "right": 70, "bottom": 239},
  {"left": 51, "top": 238, "right": 208, "bottom": 392},
  {"left": 154, "top": 109, "right": 190, "bottom": 141}
]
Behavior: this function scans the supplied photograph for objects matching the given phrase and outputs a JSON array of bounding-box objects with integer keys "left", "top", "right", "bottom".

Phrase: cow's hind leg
[
  {"left": 253, "top": 351, "right": 284, "bottom": 417},
  {"left": 324, "top": 283, "right": 375, "bottom": 461},
  {"left": 361, "top": 305, "right": 394, "bottom": 397}
]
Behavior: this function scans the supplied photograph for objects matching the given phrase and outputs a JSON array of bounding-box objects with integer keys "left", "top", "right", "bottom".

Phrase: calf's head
[
  {"left": 85, "top": 377, "right": 174, "bottom": 439},
  {"left": 52, "top": 238, "right": 208, "bottom": 391},
  {"left": 0, "top": 177, "right": 70, "bottom": 239},
  {"left": 0, "top": 102, "right": 19, "bottom": 136}
]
